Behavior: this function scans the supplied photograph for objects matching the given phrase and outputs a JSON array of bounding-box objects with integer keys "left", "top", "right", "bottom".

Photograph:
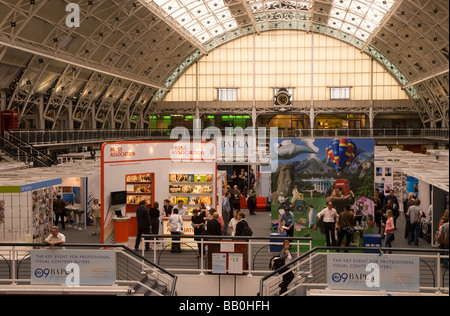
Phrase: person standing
[
  {"left": 149, "top": 202, "right": 160, "bottom": 236},
  {"left": 247, "top": 184, "right": 257, "bottom": 215},
  {"left": 89, "top": 199, "right": 101, "bottom": 236},
  {"left": 383, "top": 190, "right": 399, "bottom": 210},
  {"left": 407, "top": 199, "right": 423, "bottom": 246},
  {"left": 222, "top": 192, "right": 232, "bottom": 234},
  {"left": 235, "top": 211, "right": 252, "bottom": 236},
  {"left": 135, "top": 200, "right": 150, "bottom": 251},
  {"left": 174, "top": 200, "right": 187, "bottom": 217},
  {"left": 53, "top": 195, "right": 67, "bottom": 230},
  {"left": 317, "top": 202, "right": 338, "bottom": 247},
  {"left": 249, "top": 169, "right": 256, "bottom": 188},
  {"left": 383, "top": 209, "right": 395, "bottom": 253},
  {"left": 337, "top": 205, "right": 355, "bottom": 251},
  {"left": 279, "top": 208, "right": 295, "bottom": 237},
  {"left": 169, "top": 208, "right": 184, "bottom": 253},
  {"left": 163, "top": 199, "right": 173, "bottom": 217},
  {"left": 206, "top": 212, "right": 222, "bottom": 236},
  {"left": 279, "top": 240, "right": 295, "bottom": 296},
  {"left": 232, "top": 185, "right": 242, "bottom": 212},
  {"left": 228, "top": 209, "right": 239, "bottom": 237},
  {"left": 191, "top": 209, "right": 206, "bottom": 257}
]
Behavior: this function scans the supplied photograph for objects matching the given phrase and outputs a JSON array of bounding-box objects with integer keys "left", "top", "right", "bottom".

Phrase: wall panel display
[{"left": 270, "top": 138, "right": 375, "bottom": 248}]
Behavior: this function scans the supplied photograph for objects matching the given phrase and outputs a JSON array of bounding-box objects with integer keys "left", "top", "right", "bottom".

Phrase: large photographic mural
[{"left": 271, "top": 138, "right": 375, "bottom": 248}]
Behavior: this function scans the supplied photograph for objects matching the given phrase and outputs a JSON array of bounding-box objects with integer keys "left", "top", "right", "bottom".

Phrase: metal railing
[
  {"left": 8, "top": 128, "right": 449, "bottom": 147},
  {"left": 140, "top": 234, "right": 313, "bottom": 275},
  {"left": 0, "top": 243, "right": 178, "bottom": 296},
  {"left": 259, "top": 246, "right": 449, "bottom": 296}
]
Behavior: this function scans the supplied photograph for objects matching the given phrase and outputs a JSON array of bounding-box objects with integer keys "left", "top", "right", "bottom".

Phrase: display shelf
[{"left": 125, "top": 173, "right": 154, "bottom": 206}]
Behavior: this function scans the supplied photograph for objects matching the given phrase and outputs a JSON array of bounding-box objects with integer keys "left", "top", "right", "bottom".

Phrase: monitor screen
[{"left": 111, "top": 191, "right": 127, "bottom": 205}]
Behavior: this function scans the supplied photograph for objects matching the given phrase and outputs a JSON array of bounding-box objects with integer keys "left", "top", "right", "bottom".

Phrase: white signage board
[
  {"left": 327, "top": 253, "right": 420, "bottom": 292},
  {"left": 30, "top": 249, "right": 116, "bottom": 286}
]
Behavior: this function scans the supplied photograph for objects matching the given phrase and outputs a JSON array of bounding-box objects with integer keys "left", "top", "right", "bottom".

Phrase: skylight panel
[
  {"left": 144, "top": 0, "right": 238, "bottom": 43},
  {"left": 327, "top": 0, "right": 396, "bottom": 42}
]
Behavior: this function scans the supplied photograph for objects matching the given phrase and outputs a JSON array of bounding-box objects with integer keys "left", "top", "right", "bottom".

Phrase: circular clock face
[{"left": 277, "top": 93, "right": 289, "bottom": 105}]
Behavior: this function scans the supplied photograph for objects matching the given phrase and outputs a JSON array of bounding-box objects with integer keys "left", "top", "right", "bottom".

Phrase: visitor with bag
[{"left": 169, "top": 208, "right": 184, "bottom": 253}]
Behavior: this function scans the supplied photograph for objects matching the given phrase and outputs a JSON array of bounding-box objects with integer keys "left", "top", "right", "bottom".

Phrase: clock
[{"left": 274, "top": 88, "right": 291, "bottom": 106}]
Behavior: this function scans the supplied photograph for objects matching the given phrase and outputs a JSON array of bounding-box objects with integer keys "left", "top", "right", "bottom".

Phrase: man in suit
[
  {"left": 235, "top": 211, "right": 250, "bottom": 236},
  {"left": 206, "top": 212, "right": 222, "bottom": 236},
  {"left": 135, "top": 200, "right": 150, "bottom": 251}
]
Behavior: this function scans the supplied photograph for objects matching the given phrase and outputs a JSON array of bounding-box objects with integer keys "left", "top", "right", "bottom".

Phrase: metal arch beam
[
  {"left": 360, "top": 0, "right": 407, "bottom": 52},
  {"left": 239, "top": 0, "right": 260, "bottom": 35},
  {"left": 0, "top": 39, "right": 168, "bottom": 91},
  {"left": 137, "top": 0, "right": 208, "bottom": 55},
  {"left": 402, "top": 64, "right": 450, "bottom": 89}
]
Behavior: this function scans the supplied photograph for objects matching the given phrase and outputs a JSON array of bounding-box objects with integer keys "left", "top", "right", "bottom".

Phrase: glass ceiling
[
  {"left": 145, "top": 0, "right": 397, "bottom": 44},
  {"left": 327, "top": 0, "right": 396, "bottom": 41},
  {"left": 148, "top": 0, "right": 239, "bottom": 43}
]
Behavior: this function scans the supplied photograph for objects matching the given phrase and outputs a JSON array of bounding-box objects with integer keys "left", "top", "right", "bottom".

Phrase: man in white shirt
[
  {"left": 174, "top": 200, "right": 187, "bottom": 217},
  {"left": 44, "top": 226, "right": 66, "bottom": 247},
  {"left": 317, "top": 202, "right": 338, "bottom": 247}
]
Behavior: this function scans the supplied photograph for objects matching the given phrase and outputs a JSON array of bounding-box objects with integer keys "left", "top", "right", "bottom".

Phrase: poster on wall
[
  {"left": 270, "top": 138, "right": 375, "bottom": 247},
  {"left": 32, "top": 188, "right": 53, "bottom": 243},
  {"left": 374, "top": 163, "right": 394, "bottom": 195}
]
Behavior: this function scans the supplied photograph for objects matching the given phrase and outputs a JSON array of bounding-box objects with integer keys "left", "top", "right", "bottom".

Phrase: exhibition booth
[
  {"left": 375, "top": 146, "right": 449, "bottom": 245},
  {"left": 0, "top": 160, "right": 101, "bottom": 241},
  {"left": 0, "top": 176, "right": 62, "bottom": 243},
  {"left": 101, "top": 141, "right": 218, "bottom": 245}
]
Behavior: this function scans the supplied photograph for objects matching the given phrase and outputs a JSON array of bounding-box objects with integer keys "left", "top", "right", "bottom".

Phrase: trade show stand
[
  {"left": 0, "top": 177, "right": 62, "bottom": 243},
  {"left": 101, "top": 141, "right": 218, "bottom": 244}
]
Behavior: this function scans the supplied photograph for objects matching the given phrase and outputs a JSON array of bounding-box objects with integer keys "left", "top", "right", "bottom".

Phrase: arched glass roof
[
  {"left": 144, "top": 0, "right": 397, "bottom": 44},
  {"left": 145, "top": 0, "right": 239, "bottom": 43}
]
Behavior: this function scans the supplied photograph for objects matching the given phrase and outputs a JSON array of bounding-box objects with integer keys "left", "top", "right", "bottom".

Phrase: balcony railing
[{"left": 7, "top": 128, "right": 448, "bottom": 147}]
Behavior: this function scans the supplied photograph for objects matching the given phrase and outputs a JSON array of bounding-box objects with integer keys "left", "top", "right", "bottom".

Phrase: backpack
[
  {"left": 269, "top": 256, "right": 284, "bottom": 271},
  {"left": 241, "top": 226, "right": 253, "bottom": 236}
]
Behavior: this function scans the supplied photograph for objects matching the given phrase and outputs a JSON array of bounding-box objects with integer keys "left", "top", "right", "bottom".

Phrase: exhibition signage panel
[
  {"left": 327, "top": 253, "right": 420, "bottom": 292},
  {"left": 30, "top": 250, "right": 116, "bottom": 286}
]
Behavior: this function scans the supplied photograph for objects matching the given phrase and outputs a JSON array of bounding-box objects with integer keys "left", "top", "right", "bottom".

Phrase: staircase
[
  {"left": 0, "top": 131, "right": 59, "bottom": 167},
  {"left": 132, "top": 275, "right": 173, "bottom": 296}
]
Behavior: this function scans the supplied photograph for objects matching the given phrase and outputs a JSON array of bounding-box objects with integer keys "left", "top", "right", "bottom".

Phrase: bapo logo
[
  {"left": 331, "top": 263, "right": 380, "bottom": 289},
  {"left": 34, "top": 263, "right": 80, "bottom": 287}
]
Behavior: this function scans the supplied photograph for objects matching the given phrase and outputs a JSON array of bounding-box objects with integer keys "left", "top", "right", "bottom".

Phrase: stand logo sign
[
  {"left": 30, "top": 250, "right": 116, "bottom": 286},
  {"left": 327, "top": 253, "right": 420, "bottom": 292}
]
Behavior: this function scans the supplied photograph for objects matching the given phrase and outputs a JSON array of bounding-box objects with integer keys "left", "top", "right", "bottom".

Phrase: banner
[
  {"left": 30, "top": 249, "right": 116, "bottom": 286},
  {"left": 327, "top": 253, "right": 420, "bottom": 292}
]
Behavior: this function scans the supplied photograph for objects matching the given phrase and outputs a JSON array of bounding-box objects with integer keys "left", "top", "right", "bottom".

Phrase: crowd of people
[{"left": 133, "top": 197, "right": 254, "bottom": 252}]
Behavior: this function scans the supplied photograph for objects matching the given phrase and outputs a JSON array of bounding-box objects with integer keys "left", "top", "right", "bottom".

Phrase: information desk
[{"left": 161, "top": 216, "right": 196, "bottom": 249}]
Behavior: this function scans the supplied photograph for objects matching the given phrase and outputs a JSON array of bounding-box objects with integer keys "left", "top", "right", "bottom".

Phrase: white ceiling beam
[
  {"left": 403, "top": 64, "right": 449, "bottom": 89},
  {"left": 239, "top": 0, "right": 260, "bottom": 35},
  {"left": 0, "top": 39, "right": 168, "bottom": 91},
  {"left": 137, "top": 0, "right": 208, "bottom": 55},
  {"left": 360, "top": 0, "right": 407, "bottom": 52}
]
